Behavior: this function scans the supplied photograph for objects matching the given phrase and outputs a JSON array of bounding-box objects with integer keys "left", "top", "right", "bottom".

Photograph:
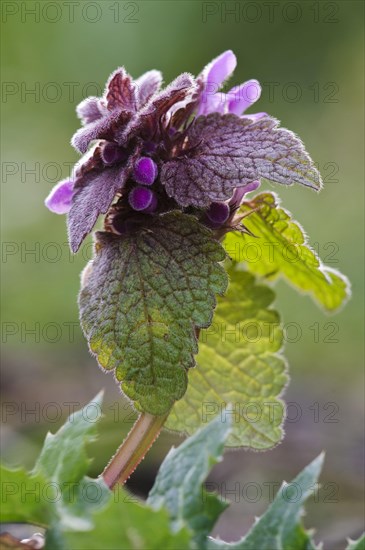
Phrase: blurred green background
[{"left": 1, "top": 1, "right": 364, "bottom": 547}]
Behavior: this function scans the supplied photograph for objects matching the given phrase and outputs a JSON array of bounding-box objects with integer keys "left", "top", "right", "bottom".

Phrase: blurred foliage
[{"left": 1, "top": 1, "right": 364, "bottom": 548}]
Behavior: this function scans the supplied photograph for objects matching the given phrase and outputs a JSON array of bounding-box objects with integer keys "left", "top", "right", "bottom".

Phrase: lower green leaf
[
  {"left": 1, "top": 394, "right": 109, "bottom": 546},
  {"left": 33, "top": 391, "right": 109, "bottom": 531},
  {"left": 0, "top": 466, "right": 50, "bottom": 527},
  {"left": 207, "top": 453, "right": 325, "bottom": 550},
  {"left": 147, "top": 413, "right": 231, "bottom": 547},
  {"left": 166, "top": 267, "right": 287, "bottom": 449},
  {"left": 346, "top": 535, "right": 365, "bottom": 550},
  {"left": 64, "top": 497, "right": 191, "bottom": 550},
  {"left": 79, "top": 211, "right": 228, "bottom": 415},
  {"left": 224, "top": 193, "right": 350, "bottom": 311}
]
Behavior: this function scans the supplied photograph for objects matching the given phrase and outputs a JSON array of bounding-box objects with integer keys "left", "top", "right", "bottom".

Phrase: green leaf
[
  {"left": 346, "top": 535, "right": 365, "bottom": 550},
  {"left": 224, "top": 193, "right": 350, "bottom": 311},
  {"left": 64, "top": 494, "right": 191, "bottom": 550},
  {"left": 148, "top": 413, "right": 231, "bottom": 546},
  {"left": 33, "top": 391, "right": 109, "bottom": 531},
  {"left": 207, "top": 453, "right": 324, "bottom": 550},
  {"left": 1, "top": 395, "right": 110, "bottom": 547},
  {"left": 166, "top": 267, "right": 287, "bottom": 449},
  {"left": 0, "top": 466, "right": 50, "bottom": 527},
  {"left": 79, "top": 211, "right": 228, "bottom": 415}
]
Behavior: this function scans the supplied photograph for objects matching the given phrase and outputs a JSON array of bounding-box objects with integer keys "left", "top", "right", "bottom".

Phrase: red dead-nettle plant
[{"left": 2, "top": 51, "right": 360, "bottom": 550}]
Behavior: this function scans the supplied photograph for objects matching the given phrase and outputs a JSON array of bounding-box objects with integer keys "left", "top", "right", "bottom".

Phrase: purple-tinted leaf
[
  {"left": 71, "top": 68, "right": 137, "bottom": 154},
  {"left": 161, "top": 113, "right": 322, "bottom": 207},
  {"left": 76, "top": 97, "right": 104, "bottom": 124},
  {"left": 117, "top": 73, "right": 197, "bottom": 144},
  {"left": 135, "top": 70, "right": 163, "bottom": 107},
  {"left": 106, "top": 68, "right": 137, "bottom": 111},
  {"left": 71, "top": 109, "right": 132, "bottom": 154},
  {"left": 67, "top": 165, "right": 128, "bottom": 253}
]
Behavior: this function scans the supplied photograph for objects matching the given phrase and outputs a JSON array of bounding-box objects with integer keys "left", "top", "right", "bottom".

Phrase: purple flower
[
  {"left": 45, "top": 51, "right": 322, "bottom": 252},
  {"left": 45, "top": 178, "right": 74, "bottom": 214},
  {"left": 197, "top": 50, "right": 265, "bottom": 120}
]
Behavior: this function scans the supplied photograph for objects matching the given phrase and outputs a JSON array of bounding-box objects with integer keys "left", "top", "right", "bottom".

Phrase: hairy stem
[{"left": 102, "top": 412, "right": 169, "bottom": 489}]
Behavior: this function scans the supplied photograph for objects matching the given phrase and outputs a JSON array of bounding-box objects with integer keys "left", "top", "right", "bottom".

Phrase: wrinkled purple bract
[{"left": 45, "top": 51, "right": 322, "bottom": 252}]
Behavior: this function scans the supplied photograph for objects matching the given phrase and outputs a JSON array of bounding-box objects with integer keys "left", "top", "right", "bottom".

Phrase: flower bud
[
  {"left": 133, "top": 157, "right": 158, "bottom": 186},
  {"left": 101, "top": 142, "right": 128, "bottom": 165},
  {"left": 206, "top": 202, "right": 230, "bottom": 225},
  {"left": 128, "top": 186, "right": 156, "bottom": 212}
]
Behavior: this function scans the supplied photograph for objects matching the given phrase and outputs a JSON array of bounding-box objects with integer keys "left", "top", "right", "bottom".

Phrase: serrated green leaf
[
  {"left": 32, "top": 391, "right": 109, "bottom": 531},
  {"left": 166, "top": 267, "right": 287, "bottom": 449},
  {"left": 224, "top": 193, "right": 350, "bottom": 311},
  {"left": 147, "top": 414, "right": 231, "bottom": 547},
  {"left": 79, "top": 211, "right": 228, "bottom": 415},
  {"left": 0, "top": 466, "right": 50, "bottom": 527},
  {"left": 64, "top": 495, "right": 191, "bottom": 550},
  {"left": 346, "top": 535, "right": 365, "bottom": 550},
  {"left": 207, "top": 453, "right": 324, "bottom": 550}
]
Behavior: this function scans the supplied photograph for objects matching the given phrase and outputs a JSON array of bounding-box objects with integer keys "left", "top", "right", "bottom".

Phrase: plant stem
[{"left": 102, "top": 411, "right": 169, "bottom": 489}]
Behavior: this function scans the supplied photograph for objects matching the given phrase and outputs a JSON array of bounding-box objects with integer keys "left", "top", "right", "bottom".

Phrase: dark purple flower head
[{"left": 45, "top": 51, "right": 322, "bottom": 252}]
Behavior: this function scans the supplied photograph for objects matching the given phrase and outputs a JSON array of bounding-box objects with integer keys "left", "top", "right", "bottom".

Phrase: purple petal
[
  {"left": 76, "top": 97, "right": 104, "bottom": 124},
  {"left": 227, "top": 80, "right": 262, "bottom": 115},
  {"left": 45, "top": 179, "right": 74, "bottom": 214},
  {"left": 197, "top": 51, "right": 236, "bottom": 116},
  {"left": 229, "top": 181, "right": 260, "bottom": 206},
  {"left": 135, "top": 70, "right": 163, "bottom": 107},
  {"left": 202, "top": 50, "right": 237, "bottom": 89},
  {"left": 199, "top": 92, "right": 227, "bottom": 116},
  {"left": 68, "top": 165, "right": 129, "bottom": 252},
  {"left": 160, "top": 113, "right": 322, "bottom": 208},
  {"left": 242, "top": 112, "right": 267, "bottom": 123}
]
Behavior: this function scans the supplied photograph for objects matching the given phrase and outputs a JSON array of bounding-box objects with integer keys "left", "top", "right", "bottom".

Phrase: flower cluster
[{"left": 45, "top": 50, "right": 321, "bottom": 253}]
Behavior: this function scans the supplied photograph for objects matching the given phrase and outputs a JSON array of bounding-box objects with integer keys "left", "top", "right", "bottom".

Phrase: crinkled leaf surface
[
  {"left": 106, "top": 67, "right": 137, "bottom": 111},
  {"left": 161, "top": 114, "right": 322, "bottom": 208},
  {"left": 166, "top": 267, "right": 287, "bottom": 449},
  {"left": 224, "top": 193, "right": 350, "bottom": 311},
  {"left": 79, "top": 211, "right": 228, "bottom": 415},
  {"left": 67, "top": 163, "right": 128, "bottom": 253},
  {"left": 148, "top": 414, "right": 231, "bottom": 547},
  {"left": 72, "top": 67, "right": 135, "bottom": 153},
  {"left": 207, "top": 453, "right": 324, "bottom": 550}
]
